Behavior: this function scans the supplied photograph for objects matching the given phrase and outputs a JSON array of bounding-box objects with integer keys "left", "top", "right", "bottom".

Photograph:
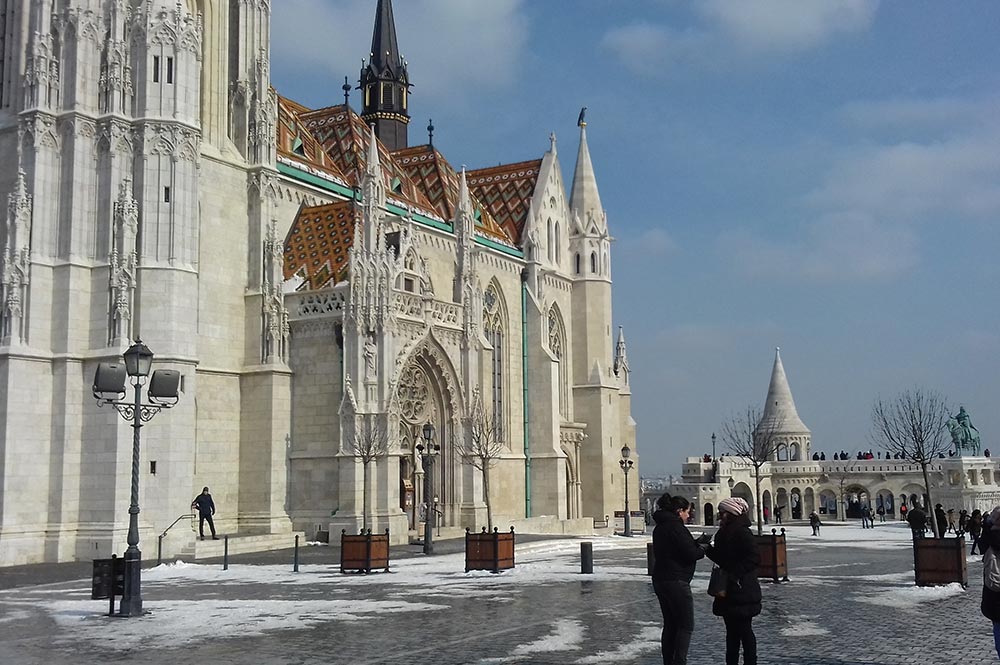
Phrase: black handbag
[{"left": 707, "top": 565, "right": 729, "bottom": 598}]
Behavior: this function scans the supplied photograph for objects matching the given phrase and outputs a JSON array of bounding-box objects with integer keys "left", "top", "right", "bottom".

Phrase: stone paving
[{"left": 0, "top": 524, "right": 995, "bottom": 664}]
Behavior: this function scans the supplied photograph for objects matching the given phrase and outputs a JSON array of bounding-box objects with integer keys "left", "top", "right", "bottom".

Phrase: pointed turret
[
  {"left": 360, "top": 125, "right": 386, "bottom": 250},
  {"left": 758, "top": 348, "right": 810, "bottom": 434},
  {"left": 453, "top": 168, "right": 476, "bottom": 303},
  {"left": 613, "top": 326, "right": 631, "bottom": 385},
  {"left": 359, "top": 0, "right": 411, "bottom": 150},
  {"left": 569, "top": 124, "right": 604, "bottom": 233}
]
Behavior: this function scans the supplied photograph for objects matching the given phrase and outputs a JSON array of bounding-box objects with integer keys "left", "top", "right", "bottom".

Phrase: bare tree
[
  {"left": 719, "top": 406, "right": 785, "bottom": 536},
  {"left": 459, "top": 401, "right": 505, "bottom": 531},
  {"left": 871, "top": 388, "right": 951, "bottom": 538},
  {"left": 350, "top": 415, "right": 389, "bottom": 532},
  {"left": 826, "top": 459, "right": 859, "bottom": 521}
]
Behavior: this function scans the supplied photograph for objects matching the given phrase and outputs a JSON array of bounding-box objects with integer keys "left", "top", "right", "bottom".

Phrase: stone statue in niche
[{"left": 363, "top": 335, "right": 378, "bottom": 381}]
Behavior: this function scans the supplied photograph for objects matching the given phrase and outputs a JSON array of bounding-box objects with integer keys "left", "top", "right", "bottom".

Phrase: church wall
[
  {"left": 192, "top": 370, "right": 242, "bottom": 534},
  {"left": 196, "top": 157, "right": 251, "bottom": 369},
  {"left": 287, "top": 322, "right": 342, "bottom": 532}
]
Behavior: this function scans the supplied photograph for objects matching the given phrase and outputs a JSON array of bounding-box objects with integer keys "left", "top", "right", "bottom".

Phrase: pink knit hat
[{"left": 719, "top": 497, "right": 749, "bottom": 516}]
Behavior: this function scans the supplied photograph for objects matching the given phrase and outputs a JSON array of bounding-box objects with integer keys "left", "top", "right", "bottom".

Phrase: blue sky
[{"left": 272, "top": 1, "right": 1000, "bottom": 477}]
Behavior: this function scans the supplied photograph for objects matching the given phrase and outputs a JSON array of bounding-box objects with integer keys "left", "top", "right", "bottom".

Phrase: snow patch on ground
[
  {"left": 479, "top": 619, "right": 586, "bottom": 662},
  {"left": 852, "top": 582, "right": 967, "bottom": 609},
  {"left": 780, "top": 616, "right": 829, "bottom": 636},
  {"left": 575, "top": 625, "right": 660, "bottom": 663}
]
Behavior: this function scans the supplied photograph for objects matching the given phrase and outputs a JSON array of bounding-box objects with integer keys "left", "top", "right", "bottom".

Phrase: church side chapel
[{"left": 0, "top": 0, "right": 637, "bottom": 564}]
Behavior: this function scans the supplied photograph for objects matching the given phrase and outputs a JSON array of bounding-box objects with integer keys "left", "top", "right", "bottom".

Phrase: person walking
[
  {"left": 651, "top": 492, "right": 710, "bottom": 665},
  {"left": 191, "top": 486, "right": 218, "bottom": 540},
  {"left": 947, "top": 509, "right": 957, "bottom": 534},
  {"left": 774, "top": 505, "right": 782, "bottom": 525},
  {"left": 980, "top": 507, "right": 1000, "bottom": 659},
  {"left": 706, "top": 497, "right": 761, "bottom": 665},
  {"left": 900, "top": 503, "right": 908, "bottom": 522},
  {"left": 877, "top": 505, "right": 886, "bottom": 523},
  {"left": 935, "top": 504, "right": 948, "bottom": 538},
  {"left": 809, "top": 511, "right": 822, "bottom": 536},
  {"left": 970, "top": 509, "right": 985, "bottom": 555},
  {"left": 907, "top": 506, "right": 927, "bottom": 539}
]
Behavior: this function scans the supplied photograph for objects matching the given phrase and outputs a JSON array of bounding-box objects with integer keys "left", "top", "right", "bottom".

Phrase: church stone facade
[{"left": 0, "top": 0, "right": 637, "bottom": 565}]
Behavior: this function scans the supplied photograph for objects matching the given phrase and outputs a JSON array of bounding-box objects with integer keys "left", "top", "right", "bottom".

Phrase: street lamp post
[
  {"left": 92, "top": 340, "right": 179, "bottom": 617},
  {"left": 619, "top": 445, "right": 634, "bottom": 537},
  {"left": 416, "top": 422, "right": 439, "bottom": 555}
]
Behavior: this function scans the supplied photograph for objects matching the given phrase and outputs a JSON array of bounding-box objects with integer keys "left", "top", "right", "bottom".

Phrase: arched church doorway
[
  {"left": 790, "top": 488, "right": 802, "bottom": 520},
  {"left": 704, "top": 503, "right": 714, "bottom": 526},
  {"left": 762, "top": 490, "right": 772, "bottom": 524},
  {"left": 397, "top": 346, "right": 458, "bottom": 528},
  {"left": 803, "top": 488, "right": 815, "bottom": 515},
  {"left": 819, "top": 489, "right": 838, "bottom": 517}
]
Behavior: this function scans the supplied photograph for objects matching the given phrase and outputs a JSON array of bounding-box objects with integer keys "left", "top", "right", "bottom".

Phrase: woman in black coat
[
  {"left": 651, "top": 492, "right": 709, "bottom": 665},
  {"left": 706, "top": 497, "right": 761, "bottom": 665},
  {"left": 981, "top": 507, "right": 1000, "bottom": 658}
]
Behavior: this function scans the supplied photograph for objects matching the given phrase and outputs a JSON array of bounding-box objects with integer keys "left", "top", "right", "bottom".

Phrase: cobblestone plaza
[{"left": 0, "top": 524, "right": 994, "bottom": 664}]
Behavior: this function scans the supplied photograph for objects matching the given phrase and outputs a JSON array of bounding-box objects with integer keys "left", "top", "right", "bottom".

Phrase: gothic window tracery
[
  {"left": 397, "top": 364, "right": 430, "bottom": 424},
  {"left": 483, "top": 283, "right": 506, "bottom": 435},
  {"left": 548, "top": 306, "right": 569, "bottom": 419}
]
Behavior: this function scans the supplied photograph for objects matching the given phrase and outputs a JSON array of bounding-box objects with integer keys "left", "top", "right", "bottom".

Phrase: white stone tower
[
  {"left": 757, "top": 348, "right": 811, "bottom": 461},
  {"left": 0, "top": 0, "right": 293, "bottom": 565},
  {"left": 568, "top": 118, "right": 632, "bottom": 519}
]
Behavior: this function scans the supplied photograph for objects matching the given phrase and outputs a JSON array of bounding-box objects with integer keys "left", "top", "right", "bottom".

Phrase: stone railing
[
  {"left": 287, "top": 288, "right": 346, "bottom": 320},
  {"left": 431, "top": 301, "right": 461, "bottom": 327},
  {"left": 394, "top": 292, "right": 424, "bottom": 319}
]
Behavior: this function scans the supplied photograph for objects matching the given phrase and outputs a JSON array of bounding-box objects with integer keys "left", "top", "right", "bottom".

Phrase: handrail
[
  {"left": 161, "top": 513, "right": 195, "bottom": 539},
  {"left": 157, "top": 513, "right": 195, "bottom": 565}
]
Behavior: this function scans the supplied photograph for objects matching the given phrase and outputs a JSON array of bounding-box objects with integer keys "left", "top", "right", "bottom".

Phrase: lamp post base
[{"left": 118, "top": 551, "right": 143, "bottom": 617}]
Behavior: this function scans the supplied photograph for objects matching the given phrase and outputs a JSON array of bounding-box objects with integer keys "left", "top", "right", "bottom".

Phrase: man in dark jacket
[
  {"left": 907, "top": 506, "right": 926, "bottom": 539},
  {"left": 707, "top": 497, "right": 761, "bottom": 665},
  {"left": 935, "top": 504, "right": 948, "bottom": 538},
  {"left": 191, "top": 487, "right": 218, "bottom": 540},
  {"left": 651, "top": 494, "right": 710, "bottom": 665}
]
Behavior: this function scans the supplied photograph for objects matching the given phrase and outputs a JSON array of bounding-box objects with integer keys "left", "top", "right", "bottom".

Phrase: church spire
[
  {"left": 569, "top": 120, "right": 605, "bottom": 233},
  {"left": 359, "top": 0, "right": 411, "bottom": 151},
  {"left": 758, "top": 348, "right": 810, "bottom": 434},
  {"left": 613, "top": 326, "right": 631, "bottom": 385}
]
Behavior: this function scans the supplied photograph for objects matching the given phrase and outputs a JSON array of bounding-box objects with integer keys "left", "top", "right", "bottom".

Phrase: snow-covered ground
[{"left": 0, "top": 527, "right": 983, "bottom": 663}]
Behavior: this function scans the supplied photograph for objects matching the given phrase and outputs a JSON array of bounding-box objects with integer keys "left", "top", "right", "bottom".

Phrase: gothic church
[{"left": 0, "top": 0, "right": 637, "bottom": 565}]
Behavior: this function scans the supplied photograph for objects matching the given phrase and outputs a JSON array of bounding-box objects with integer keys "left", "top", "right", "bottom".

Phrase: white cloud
[
  {"left": 719, "top": 212, "right": 919, "bottom": 282},
  {"left": 271, "top": 0, "right": 528, "bottom": 104},
  {"left": 838, "top": 96, "right": 1000, "bottom": 134},
  {"left": 603, "top": 1, "right": 877, "bottom": 75},
  {"left": 805, "top": 133, "right": 1000, "bottom": 222},
  {"left": 618, "top": 227, "right": 678, "bottom": 256},
  {"left": 697, "top": 0, "right": 878, "bottom": 52}
]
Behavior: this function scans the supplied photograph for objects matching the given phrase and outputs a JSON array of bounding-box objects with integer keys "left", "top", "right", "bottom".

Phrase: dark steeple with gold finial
[{"left": 359, "top": 0, "right": 411, "bottom": 151}]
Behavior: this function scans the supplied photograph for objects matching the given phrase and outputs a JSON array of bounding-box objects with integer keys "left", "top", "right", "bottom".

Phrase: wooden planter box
[
  {"left": 466, "top": 527, "right": 516, "bottom": 573},
  {"left": 341, "top": 529, "right": 390, "bottom": 574},
  {"left": 913, "top": 536, "right": 967, "bottom": 587},
  {"left": 754, "top": 528, "right": 789, "bottom": 583}
]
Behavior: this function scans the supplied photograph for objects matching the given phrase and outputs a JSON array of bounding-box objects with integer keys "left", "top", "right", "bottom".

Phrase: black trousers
[
  {"left": 653, "top": 580, "right": 694, "bottom": 665},
  {"left": 723, "top": 615, "right": 756, "bottom": 665},
  {"left": 199, "top": 512, "right": 216, "bottom": 537}
]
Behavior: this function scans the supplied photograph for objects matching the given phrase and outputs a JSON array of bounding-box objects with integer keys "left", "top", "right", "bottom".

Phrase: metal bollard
[
  {"left": 293, "top": 534, "right": 300, "bottom": 572},
  {"left": 580, "top": 541, "right": 593, "bottom": 574},
  {"left": 646, "top": 542, "right": 655, "bottom": 576},
  {"left": 223, "top": 536, "right": 229, "bottom": 571}
]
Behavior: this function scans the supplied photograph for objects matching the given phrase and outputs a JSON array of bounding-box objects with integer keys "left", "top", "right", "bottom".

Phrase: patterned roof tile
[
  {"left": 283, "top": 200, "right": 360, "bottom": 290},
  {"left": 467, "top": 159, "right": 542, "bottom": 245}
]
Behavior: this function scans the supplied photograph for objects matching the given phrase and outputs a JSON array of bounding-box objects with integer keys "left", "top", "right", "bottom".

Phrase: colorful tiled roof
[
  {"left": 298, "top": 104, "right": 437, "bottom": 215},
  {"left": 467, "top": 159, "right": 542, "bottom": 245},
  {"left": 277, "top": 96, "right": 349, "bottom": 183},
  {"left": 394, "top": 145, "right": 512, "bottom": 244},
  {"left": 283, "top": 200, "right": 360, "bottom": 290}
]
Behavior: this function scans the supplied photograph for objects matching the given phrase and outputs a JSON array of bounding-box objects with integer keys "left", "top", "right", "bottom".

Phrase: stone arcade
[
  {"left": 0, "top": 0, "right": 637, "bottom": 565},
  {"left": 666, "top": 349, "right": 998, "bottom": 525}
]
